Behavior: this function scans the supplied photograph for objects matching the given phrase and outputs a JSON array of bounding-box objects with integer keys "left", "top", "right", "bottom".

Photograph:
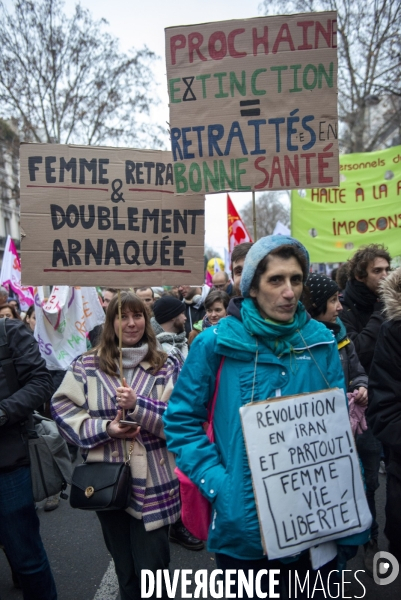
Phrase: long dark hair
[
  {"left": 23, "top": 305, "right": 35, "bottom": 323},
  {"left": 92, "top": 291, "right": 167, "bottom": 376}
]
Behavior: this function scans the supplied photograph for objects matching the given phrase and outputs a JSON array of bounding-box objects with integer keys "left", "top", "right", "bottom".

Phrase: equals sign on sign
[{"left": 240, "top": 100, "right": 261, "bottom": 117}]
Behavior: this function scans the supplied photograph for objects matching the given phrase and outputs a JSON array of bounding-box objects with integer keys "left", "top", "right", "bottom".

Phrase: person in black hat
[
  {"left": 304, "top": 273, "right": 368, "bottom": 404},
  {"left": 151, "top": 296, "right": 188, "bottom": 361}
]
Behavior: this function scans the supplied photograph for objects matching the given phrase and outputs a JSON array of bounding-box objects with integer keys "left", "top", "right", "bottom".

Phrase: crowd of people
[{"left": 0, "top": 236, "right": 400, "bottom": 600}]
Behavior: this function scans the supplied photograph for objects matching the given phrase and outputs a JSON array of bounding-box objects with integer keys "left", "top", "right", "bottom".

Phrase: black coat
[
  {"left": 323, "top": 320, "right": 368, "bottom": 391},
  {"left": 183, "top": 301, "right": 206, "bottom": 337},
  {"left": 367, "top": 320, "right": 401, "bottom": 477},
  {"left": 0, "top": 319, "right": 54, "bottom": 472},
  {"left": 366, "top": 268, "right": 401, "bottom": 555},
  {"left": 340, "top": 279, "right": 384, "bottom": 374}
]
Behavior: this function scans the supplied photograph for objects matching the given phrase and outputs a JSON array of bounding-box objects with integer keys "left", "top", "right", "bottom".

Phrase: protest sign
[
  {"left": 20, "top": 144, "right": 205, "bottom": 287},
  {"left": 240, "top": 388, "right": 371, "bottom": 560},
  {"left": 0, "top": 235, "right": 34, "bottom": 310},
  {"left": 165, "top": 12, "right": 338, "bottom": 194},
  {"left": 34, "top": 286, "right": 105, "bottom": 370},
  {"left": 291, "top": 145, "right": 401, "bottom": 261}
]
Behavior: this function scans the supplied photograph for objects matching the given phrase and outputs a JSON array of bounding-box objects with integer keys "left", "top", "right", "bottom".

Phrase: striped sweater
[{"left": 51, "top": 351, "right": 182, "bottom": 531}]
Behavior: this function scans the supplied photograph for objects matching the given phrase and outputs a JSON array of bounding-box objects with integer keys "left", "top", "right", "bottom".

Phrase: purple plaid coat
[{"left": 51, "top": 351, "right": 181, "bottom": 530}]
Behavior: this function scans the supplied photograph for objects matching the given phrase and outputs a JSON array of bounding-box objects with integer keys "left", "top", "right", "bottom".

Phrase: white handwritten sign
[{"left": 240, "top": 388, "right": 371, "bottom": 560}]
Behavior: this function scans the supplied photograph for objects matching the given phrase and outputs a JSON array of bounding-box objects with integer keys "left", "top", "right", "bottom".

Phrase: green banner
[{"left": 291, "top": 145, "right": 401, "bottom": 262}]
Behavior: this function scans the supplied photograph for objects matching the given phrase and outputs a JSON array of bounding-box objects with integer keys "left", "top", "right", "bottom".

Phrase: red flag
[{"left": 227, "top": 195, "right": 253, "bottom": 253}]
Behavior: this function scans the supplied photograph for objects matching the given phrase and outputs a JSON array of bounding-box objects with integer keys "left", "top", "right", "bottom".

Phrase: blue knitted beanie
[{"left": 240, "top": 235, "right": 310, "bottom": 297}]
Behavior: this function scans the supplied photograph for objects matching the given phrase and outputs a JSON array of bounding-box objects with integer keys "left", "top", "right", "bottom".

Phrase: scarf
[
  {"left": 156, "top": 330, "right": 187, "bottom": 352},
  {"left": 151, "top": 317, "right": 187, "bottom": 352},
  {"left": 119, "top": 344, "right": 149, "bottom": 385},
  {"left": 202, "top": 316, "right": 213, "bottom": 330},
  {"left": 241, "top": 297, "right": 308, "bottom": 356},
  {"left": 344, "top": 279, "right": 379, "bottom": 310}
]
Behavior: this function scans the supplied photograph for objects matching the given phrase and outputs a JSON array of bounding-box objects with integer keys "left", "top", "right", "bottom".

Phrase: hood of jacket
[
  {"left": 380, "top": 267, "right": 401, "bottom": 321},
  {"left": 150, "top": 317, "right": 187, "bottom": 350}
]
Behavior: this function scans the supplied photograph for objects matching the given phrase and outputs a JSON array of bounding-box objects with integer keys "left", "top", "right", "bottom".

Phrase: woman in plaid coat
[{"left": 51, "top": 292, "right": 181, "bottom": 600}]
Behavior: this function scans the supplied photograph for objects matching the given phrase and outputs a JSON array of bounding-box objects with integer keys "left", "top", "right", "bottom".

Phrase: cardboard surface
[
  {"left": 166, "top": 12, "right": 339, "bottom": 194},
  {"left": 240, "top": 388, "right": 371, "bottom": 560},
  {"left": 20, "top": 144, "right": 205, "bottom": 287},
  {"left": 291, "top": 144, "right": 401, "bottom": 261}
]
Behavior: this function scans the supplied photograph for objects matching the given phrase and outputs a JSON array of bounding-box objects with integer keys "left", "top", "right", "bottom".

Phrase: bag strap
[
  {"left": 251, "top": 340, "right": 259, "bottom": 403},
  {"left": 0, "top": 319, "right": 21, "bottom": 395}
]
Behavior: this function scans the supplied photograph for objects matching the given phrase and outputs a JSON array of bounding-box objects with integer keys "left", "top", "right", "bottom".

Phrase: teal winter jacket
[{"left": 163, "top": 301, "right": 369, "bottom": 560}]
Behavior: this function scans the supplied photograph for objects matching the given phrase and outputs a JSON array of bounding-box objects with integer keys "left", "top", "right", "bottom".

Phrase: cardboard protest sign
[
  {"left": 291, "top": 144, "right": 401, "bottom": 262},
  {"left": 165, "top": 12, "right": 338, "bottom": 194},
  {"left": 20, "top": 144, "right": 205, "bottom": 287},
  {"left": 240, "top": 388, "right": 371, "bottom": 560},
  {"left": 34, "top": 286, "right": 105, "bottom": 370}
]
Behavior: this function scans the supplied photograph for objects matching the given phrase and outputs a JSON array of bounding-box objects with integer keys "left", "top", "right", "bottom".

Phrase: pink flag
[{"left": 0, "top": 235, "right": 34, "bottom": 310}]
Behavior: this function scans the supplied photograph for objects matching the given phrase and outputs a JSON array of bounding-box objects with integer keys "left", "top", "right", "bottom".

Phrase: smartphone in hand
[{"left": 118, "top": 420, "right": 139, "bottom": 429}]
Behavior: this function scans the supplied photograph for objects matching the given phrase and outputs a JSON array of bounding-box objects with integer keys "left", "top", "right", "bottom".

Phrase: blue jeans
[
  {"left": 356, "top": 427, "right": 382, "bottom": 540},
  {"left": 0, "top": 466, "right": 57, "bottom": 600}
]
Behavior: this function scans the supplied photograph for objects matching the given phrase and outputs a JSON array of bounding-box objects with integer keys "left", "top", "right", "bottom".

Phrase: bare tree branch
[
  {"left": 0, "top": 0, "right": 163, "bottom": 147},
  {"left": 260, "top": 0, "right": 401, "bottom": 152},
  {"left": 240, "top": 193, "right": 290, "bottom": 239}
]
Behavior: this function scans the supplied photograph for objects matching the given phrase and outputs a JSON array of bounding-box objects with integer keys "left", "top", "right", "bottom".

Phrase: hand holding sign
[{"left": 116, "top": 377, "right": 137, "bottom": 411}]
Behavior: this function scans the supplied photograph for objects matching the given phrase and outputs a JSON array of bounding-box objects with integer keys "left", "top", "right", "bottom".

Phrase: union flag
[{"left": 227, "top": 195, "right": 253, "bottom": 253}]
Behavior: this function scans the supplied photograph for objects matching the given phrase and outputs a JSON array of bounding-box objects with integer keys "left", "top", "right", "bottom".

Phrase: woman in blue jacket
[{"left": 164, "top": 236, "right": 369, "bottom": 599}]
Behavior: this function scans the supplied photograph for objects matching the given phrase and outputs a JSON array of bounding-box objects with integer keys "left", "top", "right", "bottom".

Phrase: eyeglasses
[{"left": 213, "top": 284, "right": 227, "bottom": 290}]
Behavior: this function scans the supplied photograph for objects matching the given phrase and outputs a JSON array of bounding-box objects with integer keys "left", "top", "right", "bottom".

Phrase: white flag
[
  {"left": 0, "top": 235, "right": 34, "bottom": 310},
  {"left": 273, "top": 221, "right": 291, "bottom": 236},
  {"left": 34, "top": 286, "right": 105, "bottom": 370}
]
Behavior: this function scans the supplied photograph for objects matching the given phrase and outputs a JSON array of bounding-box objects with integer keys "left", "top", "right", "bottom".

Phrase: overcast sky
[{"left": 61, "top": 0, "right": 269, "bottom": 259}]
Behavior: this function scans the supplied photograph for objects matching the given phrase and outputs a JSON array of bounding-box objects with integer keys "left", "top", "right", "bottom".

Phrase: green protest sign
[{"left": 291, "top": 145, "right": 401, "bottom": 262}]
